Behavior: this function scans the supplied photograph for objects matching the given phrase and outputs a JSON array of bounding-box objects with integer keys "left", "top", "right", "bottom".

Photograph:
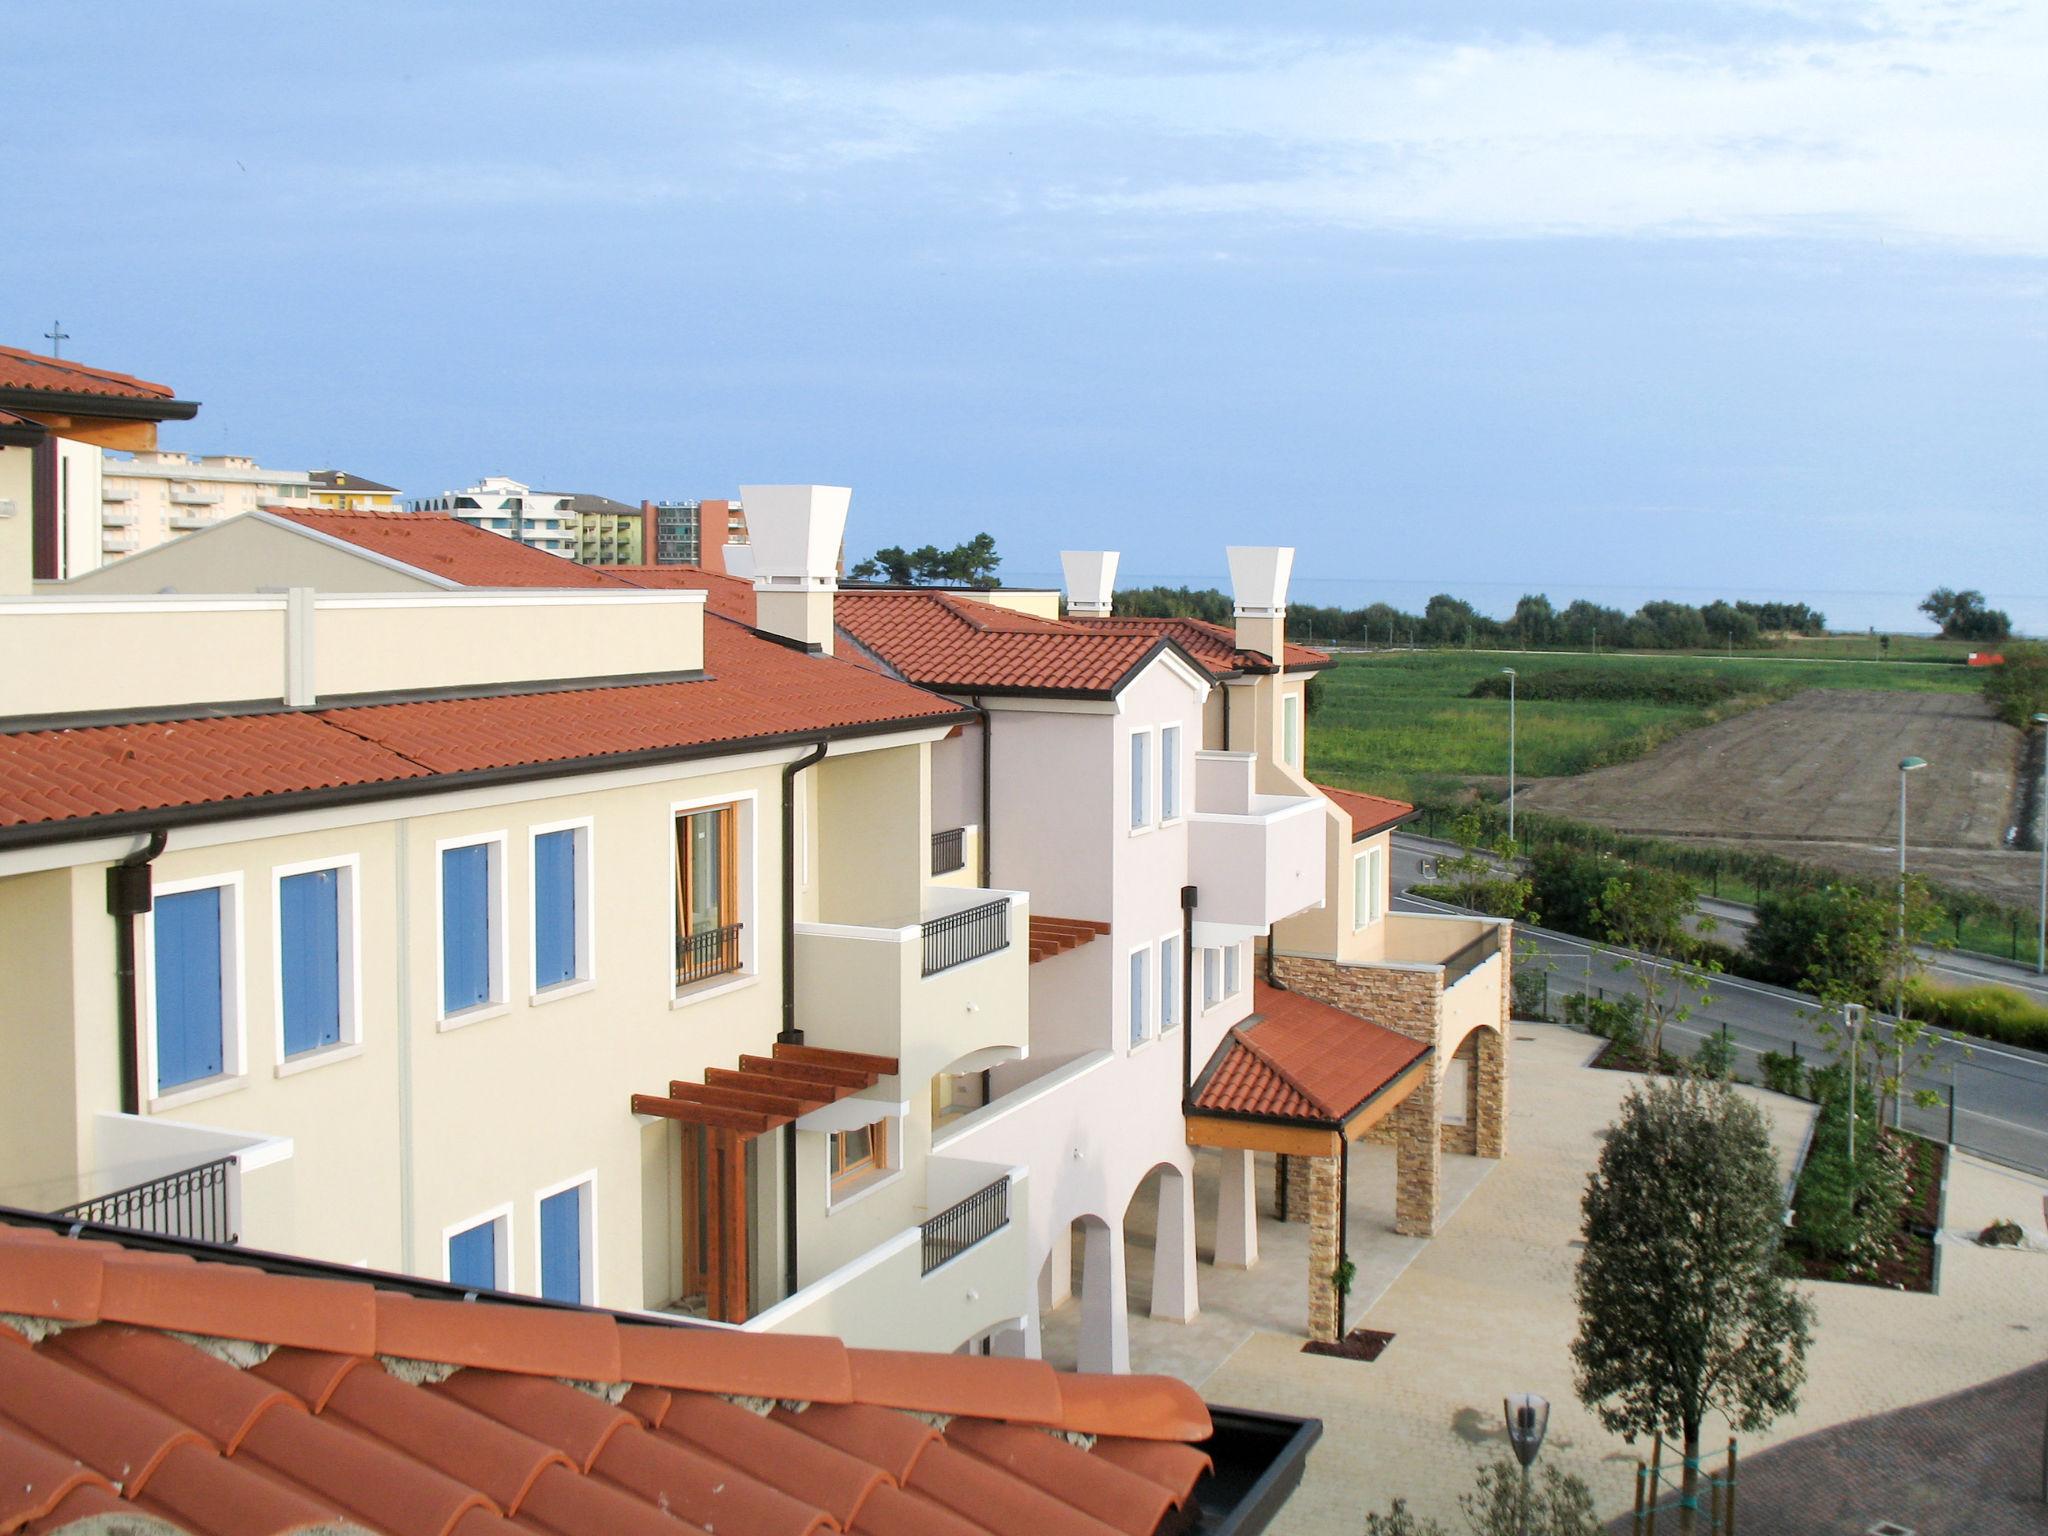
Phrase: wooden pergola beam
[
  {"left": 1184, "top": 1115, "right": 1340, "bottom": 1158},
  {"left": 737, "top": 1054, "right": 873, "bottom": 1090},
  {"left": 772, "top": 1042, "right": 899, "bottom": 1076},
  {"left": 630, "top": 1094, "right": 773, "bottom": 1137},
  {"left": 667, "top": 1080, "right": 813, "bottom": 1120}
]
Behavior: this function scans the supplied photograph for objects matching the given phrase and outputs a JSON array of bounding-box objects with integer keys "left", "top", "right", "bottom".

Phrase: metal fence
[
  {"left": 55, "top": 1155, "right": 237, "bottom": 1245},
  {"left": 921, "top": 897, "right": 1010, "bottom": 977},
  {"left": 921, "top": 1175, "right": 1011, "bottom": 1274},
  {"left": 930, "top": 826, "right": 966, "bottom": 876},
  {"left": 675, "top": 922, "right": 744, "bottom": 987}
]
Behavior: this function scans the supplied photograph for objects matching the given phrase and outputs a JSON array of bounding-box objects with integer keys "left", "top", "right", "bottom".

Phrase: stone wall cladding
[
  {"left": 1282, "top": 1152, "right": 1312, "bottom": 1222},
  {"left": 1307, "top": 1154, "right": 1342, "bottom": 1343},
  {"left": 1475, "top": 1025, "right": 1507, "bottom": 1160}
]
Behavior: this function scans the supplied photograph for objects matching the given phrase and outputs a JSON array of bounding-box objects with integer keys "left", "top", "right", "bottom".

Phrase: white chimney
[
  {"left": 740, "top": 484, "right": 850, "bottom": 654},
  {"left": 1226, "top": 546, "right": 1294, "bottom": 661},
  {"left": 1060, "top": 551, "right": 1119, "bottom": 617},
  {"left": 722, "top": 543, "right": 757, "bottom": 581}
]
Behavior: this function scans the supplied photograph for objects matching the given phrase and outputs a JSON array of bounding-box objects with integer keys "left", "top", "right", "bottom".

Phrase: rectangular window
[
  {"left": 1203, "top": 946, "right": 1221, "bottom": 1009},
  {"left": 1160, "top": 725, "right": 1182, "bottom": 820},
  {"left": 1160, "top": 935, "right": 1180, "bottom": 1032},
  {"left": 447, "top": 1214, "right": 504, "bottom": 1291},
  {"left": 533, "top": 825, "right": 588, "bottom": 991},
  {"left": 154, "top": 886, "right": 229, "bottom": 1090},
  {"left": 1282, "top": 694, "right": 1301, "bottom": 767},
  {"left": 830, "top": 1120, "right": 887, "bottom": 1195},
  {"left": 1130, "top": 730, "right": 1150, "bottom": 830},
  {"left": 279, "top": 866, "right": 344, "bottom": 1057},
  {"left": 675, "top": 803, "right": 741, "bottom": 987},
  {"left": 1225, "top": 942, "right": 1242, "bottom": 998},
  {"left": 1353, "top": 845, "right": 1386, "bottom": 928},
  {"left": 538, "top": 1181, "right": 589, "bottom": 1303},
  {"left": 440, "top": 841, "right": 499, "bottom": 1017},
  {"left": 1129, "top": 947, "right": 1149, "bottom": 1047}
]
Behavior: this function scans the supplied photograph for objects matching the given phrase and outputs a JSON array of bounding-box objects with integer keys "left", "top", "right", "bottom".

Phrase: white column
[
  {"left": 1043, "top": 1221, "right": 1073, "bottom": 1309},
  {"left": 1150, "top": 1169, "right": 1200, "bottom": 1323},
  {"left": 1077, "top": 1221, "right": 1130, "bottom": 1374},
  {"left": 989, "top": 1312, "right": 1040, "bottom": 1359},
  {"left": 1214, "top": 1147, "right": 1259, "bottom": 1269}
]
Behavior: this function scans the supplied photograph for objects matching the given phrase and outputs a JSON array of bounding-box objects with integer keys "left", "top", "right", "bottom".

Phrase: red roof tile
[
  {"left": 0, "top": 344, "right": 177, "bottom": 403},
  {"left": 1060, "top": 615, "right": 1329, "bottom": 675},
  {"left": 265, "top": 506, "right": 629, "bottom": 589},
  {"left": 0, "top": 617, "right": 966, "bottom": 836},
  {"left": 836, "top": 593, "right": 1169, "bottom": 696},
  {"left": 608, "top": 563, "right": 759, "bottom": 621},
  {"left": 1314, "top": 784, "right": 1416, "bottom": 840},
  {"left": 1193, "top": 981, "right": 1431, "bottom": 1123}
]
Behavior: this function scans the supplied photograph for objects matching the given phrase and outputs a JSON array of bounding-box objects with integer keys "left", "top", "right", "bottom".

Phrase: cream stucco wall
[
  {"left": 0, "top": 445, "right": 38, "bottom": 596},
  {"left": 64, "top": 514, "right": 442, "bottom": 597},
  {"left": 0, "top": 868, "right": 84, "bottom": 1210}
]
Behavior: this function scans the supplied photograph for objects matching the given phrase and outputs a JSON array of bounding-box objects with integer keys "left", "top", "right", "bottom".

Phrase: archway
[{"left": 1120, "top": 1161, "right": 1199, "bottom": 1326}]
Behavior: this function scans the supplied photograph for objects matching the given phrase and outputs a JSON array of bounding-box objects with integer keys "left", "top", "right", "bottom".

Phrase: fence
[
  {"left": 920, "top": 1175, "right": 1010, "bottom": 1274},
  {"left": 55, "top": 1156, "right": 237, "bottom": 1245},
  {"left": 930, "top": 826, "right": 966, "bottom": 876},
  {"left": 675, "top": 922, "right": 744, "bottom": 987},
  {"left": 921, "top": 897, "right": 1011, "bottom": 977}
]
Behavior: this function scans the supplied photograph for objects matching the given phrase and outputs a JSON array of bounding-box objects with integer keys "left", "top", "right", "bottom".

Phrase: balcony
[
  {"left": 169, "top": 488, "right": 222, "bottom": 506},
  {"left": 101, "top": 509, "right": 137, "bottom": 527},
  {"left": 100, "top": 485, "right": 134, "bottom": 503},
  {"left": 921, "top": 894, "right": 1009, "bottom": 976},
  {"left": 101, "top": 532, "right": 138, "bottom": 553},
  {"left": 1188, "top": 752, "right": 1326, "bottom": 942},
  {"left": 930, "top": 826, "right": 966, "bottom": 877},
  {"left": 921, "top": 1171, "right": 1011, "bottom": 1274},
  {"left": 675, "top": 921, "right": 744, "bottom": 988},
  {"left": 44, "top": 1112, "right": 293, "bottom": 1248},
  {"left": 169, "top": 514, "right": 216, "bottom": 530}
]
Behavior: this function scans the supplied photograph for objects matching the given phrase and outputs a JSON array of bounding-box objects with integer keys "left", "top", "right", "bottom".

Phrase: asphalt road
[{"left": 1390, "top": 838, "right": 2048, "bottom": 1176}]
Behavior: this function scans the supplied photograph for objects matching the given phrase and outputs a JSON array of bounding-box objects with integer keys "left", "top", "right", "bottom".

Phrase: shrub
[
  {"left": 1980, "top": 1219, "right": 2023, "bottom": 1247},
  {"left": 1511, "top": 966, "right": 1551, "bottom": 1021},
  {"left": 1758, "top": 1050, "right": 1806, "bottom": 1098},
  {"left": 1466, "top": 671, "right": 1738, "bottom": 707},
  {"left": 1693, "top": 1031, "right": 1736, "bottom": 1081},
  {"left": 1527, "top": 845, "right": 1620, "bottom": 936},
  {"left": 1903, "top": 978, "right": 2048, "bottom": 1050},
  {"left": 1788, "top": 1072, "right": 1908, "bottom": 1272},
  {"left": 1564, "top": 990, "right": 1642, "bottom": 1049}
]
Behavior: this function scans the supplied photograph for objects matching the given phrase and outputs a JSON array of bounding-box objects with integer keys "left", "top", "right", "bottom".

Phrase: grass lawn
[{"left": 1306, "top": 648, "right": 1978, "bottom": 803}]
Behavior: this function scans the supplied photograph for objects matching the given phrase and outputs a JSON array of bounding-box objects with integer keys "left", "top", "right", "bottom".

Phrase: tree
[
  {"left": 849, "top": 545, "right": 917, "bottom": 584},
  {"left": 848, "top": 533, "right": 1002, "bottom": 588},
  {"left": 1919, "top": 587, "right": 2011, "bottom": 641},
  {"left": 1591, "top": 865, "right": 1719, "bottom": 1062},
  {"left": 1433, "top": 812, "right": 1531, "bottom": 919},
  {"left": 1573, "top": 1076, "right": 1814, "bottom": 1530},
  {"left": 1981, "top": 641, "right": 2048, "bottom": 727},
  {"left": 1362, "top": 1460, "right": 1601, "bottom": 1536}
]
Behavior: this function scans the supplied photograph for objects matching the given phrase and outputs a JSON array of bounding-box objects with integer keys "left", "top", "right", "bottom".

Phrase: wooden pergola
[{"left": 632, "top": 1042, "right": 897, "bottom": 1322}]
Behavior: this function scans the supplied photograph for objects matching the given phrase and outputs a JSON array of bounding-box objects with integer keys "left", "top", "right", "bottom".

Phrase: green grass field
[{"left": 1306, "top": 648, "right": 1979, "bottom": 804}]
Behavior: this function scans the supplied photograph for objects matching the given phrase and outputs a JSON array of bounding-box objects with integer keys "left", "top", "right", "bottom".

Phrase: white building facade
[
  {"left": 99, "top": 451, "right": 314, "bottom": 562},
  {"left": 410, "top": 475, "right": 576, "bottom": 558}
]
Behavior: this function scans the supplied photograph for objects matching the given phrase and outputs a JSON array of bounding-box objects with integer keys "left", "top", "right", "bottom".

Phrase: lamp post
[
  {"left": 1896, "top": 757, "right": 1927, "bottom": 1022},
  {"left": 1502, "top": 668, "right": 1518, "bottom": 842},
  {"left": 1503, "top": 1393, "right": 1550, "bottom": 1536},
  {"left": 2033, "top": 714, "right": 2046, "bottom": 976}
]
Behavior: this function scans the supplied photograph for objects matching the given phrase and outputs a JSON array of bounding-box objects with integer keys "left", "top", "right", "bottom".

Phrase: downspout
[
  {"left": 1265, "top": 928, "right": 1287, "bottom": 991},
  {"left": 1337, "top": 1139, "right": 1351, "bottom": 1337},
  {"left": 779, "top": 739, "right": 829, "bottom": 1305},
  {"left": 1221, "top": 680, "right": 1233, "bottom": 751},
  {"left": 107, "top": 830, "right": 168, "bottom": 1116},
  {"left": 1180, "top": 885, "right": 1197, "bottom": 1112},
  {"left": 972, "top": 695, "right": 992, "bottom": 889}
]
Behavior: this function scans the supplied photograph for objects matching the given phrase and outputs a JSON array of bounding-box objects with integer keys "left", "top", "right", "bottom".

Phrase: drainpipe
[
  {"left": 1337, "top": 1139, "right": 1351, "bottom": 1337},
  {"left": 107, "top": 830, "right": 168, "bottom": 1116},
  {"left": 780, "top": 739, "right": 828, "bottom": 1305},
  {"left": 1265, "top": 928, "right": 1287, "bottom": 991},
  {"left": 971, "top": 695, "right": 992, "bottom": 889},
  {"left": 1180, "top": 885, "right": 1197, "bottom": 1112},
  {"left": 1221, "top": 682, "right": 1233, "bottom": 751}
]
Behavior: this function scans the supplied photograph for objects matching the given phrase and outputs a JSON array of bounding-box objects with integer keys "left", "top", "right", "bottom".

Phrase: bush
[
  {"left": 1468, "top": 670, "right": 1739, "bottom": 707},
  {"left": 1758, "top": 1050, "right": 1806, "bottom": 1098},
  {"left": 1788, "top": 1072, "right": 1908, "bottom": 1272},
  {"left": 1980, "top": 1218, "right": 2023, "bottom": 1247},
  {"left": 1904, "top": 978, "right": 2048, "bottom": 1050},
  {"left": 1511, "top": 966, "right": 1551, "bottom": 1021},
  {"left": 1527, "top": 845, "right": 1621, "bottom": 936},
  {"left": 1694, "top": 1031, "right": 1736, "bottom": 1080},
  {"left": 1564, "top": 990, "right": 1642, "bottom": 1049}
]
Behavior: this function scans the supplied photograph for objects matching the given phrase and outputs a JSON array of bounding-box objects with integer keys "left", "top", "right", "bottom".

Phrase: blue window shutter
[
  {"left": 448, "top": 1221, "right": 497, "bottom": 1290},
  {"left": 442, "top": 845, "right": 492, "bottom": 1013},
  {"left": 280, "top": 870, "right": 342, "bottom": 1056},
  {"left": 534, "top": 831, "right": 578, "bottom": 989},
  {"left": 539, "top": 1185, "right": 584, "bottom": 1302},
  {"left": 154, "top": 888, "right": 224, "bottom": 1089}
]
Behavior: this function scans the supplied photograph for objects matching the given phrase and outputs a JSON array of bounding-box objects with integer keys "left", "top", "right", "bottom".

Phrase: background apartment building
[
  {"left": 308, "top": 468, "right": 402, "bottom": 510},
  {"left": 409, "top": 475, "right": 579, "bottom": 558},
  {"left": 98, "top": 450, "right": 315, "bottom": 560}
]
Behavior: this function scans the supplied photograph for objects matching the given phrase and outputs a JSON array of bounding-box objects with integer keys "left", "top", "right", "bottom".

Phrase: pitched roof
[
  {"left": 0, "top": 1218, "right": 1219, "bottom": 1536},
  {"left": 608, "top": 564, "right": 759, "bottom": 622},
  {"left": 1192, "top": 981, "right": 1431, "bottom": 1124},
  {"left": 1313, "top": 785, "right": 1416, "bottom": 841},
  {"left": 265, "top": 507, "right": 626, "bottom": 589},
  {"left": 0, "top": 617, "right": 966, "bottom": 838},
  {"left": 309, "top": 469, "right": 401, "bottom": 494},
  {"left": 0, "top": 343, "right": 178, "bottom": 403},
  {"left": 1060, "top": 616, "right": 1329, "bottom": 676},
  {"left": 834, "top": 594, "right": 1174, "bottom": 697}
]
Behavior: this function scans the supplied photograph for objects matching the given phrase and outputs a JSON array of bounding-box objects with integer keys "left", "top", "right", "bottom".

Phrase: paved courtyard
[{"left": 1041, "top": 1024, "right": 2048, "bottom": 1534}]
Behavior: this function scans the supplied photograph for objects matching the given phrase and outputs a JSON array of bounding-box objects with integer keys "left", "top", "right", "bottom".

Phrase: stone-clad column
[
  {"left": 1307, "top": 1154, "right": 1342, "bottom": 1343},
  {"left": 1476, "top": 1028, "right": 1508, "bottom": 1160},
  {"left": 1215, "top": 1148, "right": 1259, "bottom": 1269},
  {"left": 1393, "top": 1071, "right": 1441, "bottom": 1238}
]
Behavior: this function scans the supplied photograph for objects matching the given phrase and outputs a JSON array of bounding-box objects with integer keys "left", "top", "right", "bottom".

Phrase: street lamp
[
  {"left": 1896, "top": 757, "right": 1927, "bottom": 1022},
  {"left": 1503, "top": 1393, "right": 1550, "bottom": 1536},
  {"left": 1501, "top": 668, "right": 1518, "bottom": 841},
  {"left": 2033, "top": 714, "right": 2047, "bottom": 976}
]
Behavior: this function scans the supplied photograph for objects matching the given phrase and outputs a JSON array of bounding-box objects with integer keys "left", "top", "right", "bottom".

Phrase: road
[{"left": 1390, "top": 839, "right": 2048, "bottom": 1176}]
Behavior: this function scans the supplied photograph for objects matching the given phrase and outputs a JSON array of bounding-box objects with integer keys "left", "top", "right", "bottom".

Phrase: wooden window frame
[
  {"left": 829, "top": 1119, "right": 888, "bottom": 1196},
  {"left": 675, "top": 803, "right": 739, "bottom": 940}
]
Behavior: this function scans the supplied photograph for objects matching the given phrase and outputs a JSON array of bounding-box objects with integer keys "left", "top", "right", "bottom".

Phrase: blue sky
[{"left": 5, "top": 0, "right": 2044, "bottom": 629}]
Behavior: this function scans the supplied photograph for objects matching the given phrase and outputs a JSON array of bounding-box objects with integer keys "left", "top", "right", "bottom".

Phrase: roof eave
[
  {"left": 0, "top": 388, "right": 199, "bottom": 423},
  {"left": 1351, "top": 807, "right": 1421, "bottom": 842}
]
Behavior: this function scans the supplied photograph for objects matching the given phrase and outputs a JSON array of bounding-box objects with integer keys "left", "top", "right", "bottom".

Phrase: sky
[{"left": 5, "top": 0, "right": 2044, "bottom": 630}]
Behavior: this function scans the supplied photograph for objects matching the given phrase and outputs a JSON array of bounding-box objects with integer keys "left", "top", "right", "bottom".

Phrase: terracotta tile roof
[
  {"left": 309, "top": 469, "right": 401, "bottom": 494},
  {"left": 1313, "top": 785, "right": 1416, "bottom": 840},
  {"left": 0, "top": 1220, "right": 1215, "bottom": 1536},
  {"left": 0, "top": 618, "right": 965, "bottom": 836},
  {"left": 1192, "top": 981, "right": 1430, "bottom": 1123},
  {"left": 0, "top": 343, "right": 177, "bottom": 403},
  {"left": 835, "top": 594, "right": 1171, "bottom": 697},
  {"left": 265, "top": 506, "right": 628, "bottom": 588},
  {"left": 608, "top": 564, "right": 759, "bottom": 622},
  {"left": 1060, "top": 617, "right": 1328, "bottom": 676}
]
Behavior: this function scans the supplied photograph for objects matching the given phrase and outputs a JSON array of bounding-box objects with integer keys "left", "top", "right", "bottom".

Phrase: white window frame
[
  {"left": 532, "top": 1170, "right": 599, "bottom": 1306},
  {"left": 435, "top": 831, "right": 510, "bottom": 1030},
  {"left": 443, "top": 1203, "right": 514, "bottom": 1292},
  {"left": 1224, "top": 940, "right": 1243, "bottom": 999},
  {"left": 1353, "top": 844, "right": 1387, "bottom": 930},
  {"left": 1202, "top": 946, "right": 1222, "bottom": 1010},
  {"left": 1128, "top": 944, "right": 1151, "bottom": 1049},
  {"left": 1160, "top": 724, "right": 1183, "bottom": 823},
  {"left": 1281, "top": 693, "right": 1301, "bottom": 768},
  {"left": 1159, "top": 933, "right": 1181, "bottom": 1033},
  {"left": 1129, "top": 726, "right": 1154, "bottom": 833},
  {"left": 270, "top": 854, "right": 363, "bottom": 1077},
  {"left": 668, "top": 789, "right": 760, "bottom": 1008},
  {"left": 143, "top": 872, "right": 249, "bottom": 1111},
  {"left": 529, "top": 816, "right": 597, "bottom": 1003}
]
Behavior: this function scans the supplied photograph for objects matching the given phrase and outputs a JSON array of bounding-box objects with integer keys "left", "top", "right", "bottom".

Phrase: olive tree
[{"left": 1573, "top": 1075, "right": 1814, "bottom": 1531}]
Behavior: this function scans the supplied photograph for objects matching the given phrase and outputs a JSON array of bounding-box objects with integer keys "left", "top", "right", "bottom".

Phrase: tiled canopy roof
[
  {"left": 0, "top": 1220, "right": 1215, "bottom": 1536},
  {"left": 265, "top": 508, "right": 627, "bottom": 589},
  {"left": 0, "top": 343, "right": 178, "bottom": 403},
  {"left": 834, "top": 595, "right": 1175, "bottom": 697},
  {"left": 0, "top": 619, "right": 967, "bottom": 836},
  {"left": 1312, "top": 785, "right": 1416, "bottom": 841},
  {"left": 1192, "top": 982, "right": 1430, "bottom": 1124},
  {"left": 1059, "top": 616, "right": 1329, "bottom": 676}
]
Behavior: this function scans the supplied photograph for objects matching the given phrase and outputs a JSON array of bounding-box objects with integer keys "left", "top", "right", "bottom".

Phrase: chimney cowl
[
  {"left": 1060, "top": 551, "right": 1119, "bottom": 616},
  {"left": 1226, "top": 546, "right": 1294, "bottom": 618},
  {"left": 740, "top": 484, "right": 850, "bottom": 591}
]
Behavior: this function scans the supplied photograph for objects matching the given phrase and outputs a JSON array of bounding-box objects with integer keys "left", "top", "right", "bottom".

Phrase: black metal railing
[
  {"left": 1442, "top": 932, "right": 1500, "bottom": 990},
  {"left": 676, "top": 922, "right": 744, "bottom": 987},
  {"left": 921, "top": 1175, "right": 1011, "bottom": 1274},
  {"left": 921, "top": 898, "right": 1009, "bottom": 977},
  {"left": 930, "top": 826, "right": 966, "bottom": 876},
  {"left": 55, "top": 1156, "right": 236, "bottom": 1244}
]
